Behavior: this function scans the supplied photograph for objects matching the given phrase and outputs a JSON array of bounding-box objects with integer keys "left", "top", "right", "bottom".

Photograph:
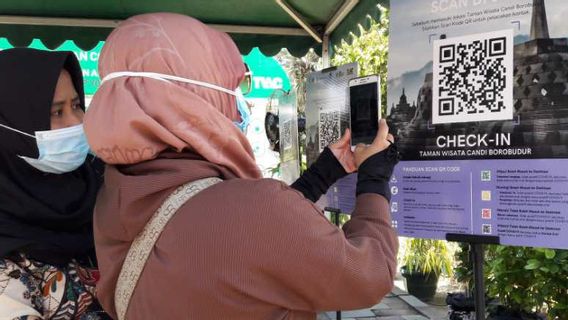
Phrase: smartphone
[{"left": 349, "top": 75, "right": 380, "bottom": 147}]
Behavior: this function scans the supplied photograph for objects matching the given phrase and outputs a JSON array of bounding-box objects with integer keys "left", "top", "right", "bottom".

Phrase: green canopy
[{"left": 0, "top": 0, "right": 388, "bottom": 57}]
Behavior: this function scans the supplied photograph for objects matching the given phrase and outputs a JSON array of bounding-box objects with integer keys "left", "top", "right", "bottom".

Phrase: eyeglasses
[{"left": 239, "top": 63, "right": 253, "bottom": 95}]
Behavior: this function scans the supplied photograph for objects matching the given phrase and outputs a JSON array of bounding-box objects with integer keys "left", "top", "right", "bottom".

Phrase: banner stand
[
  {"left": 446, "top": 234, "right": 500, "bottom": 320},
  {"left": 326, "top": 207, "right": 343, "bottom": 320}
]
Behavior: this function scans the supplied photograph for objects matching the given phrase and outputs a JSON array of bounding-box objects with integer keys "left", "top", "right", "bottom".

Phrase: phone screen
[{"left": 350, "top": 82, "right": 379, "bottom": 145}]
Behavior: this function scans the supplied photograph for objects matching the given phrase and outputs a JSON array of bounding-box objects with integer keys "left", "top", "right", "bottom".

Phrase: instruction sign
[{"left": 387, "top": 0, "right": 568, "bottom": 249}]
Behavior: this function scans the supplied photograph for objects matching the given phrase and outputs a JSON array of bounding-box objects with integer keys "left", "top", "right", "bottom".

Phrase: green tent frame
[{"left": 0, "top": 0, "right": 388, "bottom": 61}]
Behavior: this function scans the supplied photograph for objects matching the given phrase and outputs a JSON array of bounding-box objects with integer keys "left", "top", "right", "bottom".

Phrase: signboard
[
  {"left": 387, "top": 0, "right": 568, "bottom": 249},
  {"left": 306, "top": 63, "right": 357, "bottom": 165},
  {"left": 305, "top": 63, "right": 358, "bottom": 209},
  {"left": 275, "top": 90, "right": 300, "bottom": 184}
]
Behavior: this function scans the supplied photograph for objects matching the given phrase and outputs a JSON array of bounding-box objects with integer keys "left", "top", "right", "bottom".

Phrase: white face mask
[
  {"left": 0, "top": 123, "right": 90, "bottom": 174},
  {"left": 101, "top": 71, "right": 251, "bottom": 132}
]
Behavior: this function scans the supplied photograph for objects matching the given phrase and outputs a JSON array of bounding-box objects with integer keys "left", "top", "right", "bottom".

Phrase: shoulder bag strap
[{"left": 115, "top": 177, "right": 222, "bottom": 320}]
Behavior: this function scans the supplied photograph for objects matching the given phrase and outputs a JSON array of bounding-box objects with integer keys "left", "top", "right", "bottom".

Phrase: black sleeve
[
  {"left": 290, "top": 147, "right": 348, "bottom": 202},
  {"left": 86, "top": 155, "right": 105, "bottom": 174},
  {"left": 356, "top": 144, "right": 400, "bottom": 201}
]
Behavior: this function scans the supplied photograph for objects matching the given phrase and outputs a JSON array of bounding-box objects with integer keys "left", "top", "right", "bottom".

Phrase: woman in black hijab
[{"left": 0, "top": 48, "right": 108, "bottom": 319}]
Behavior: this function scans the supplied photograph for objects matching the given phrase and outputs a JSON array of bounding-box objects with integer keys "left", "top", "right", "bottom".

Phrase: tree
[
  {"left": 332, "top": 5, "right": 389, "bottom": 115},
  {"left": 276, "top": 49, "right": 322, "bottom": 116}
]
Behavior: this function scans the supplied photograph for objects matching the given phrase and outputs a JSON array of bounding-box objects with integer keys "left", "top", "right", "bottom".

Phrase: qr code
[
  {"left": 319, "top": 111, "right": 340, "bottom": 151},
  {"left": 482, "top": 224, "right": 492, "bottom": 235},
  {"left": 432, "top": 29, "right": 514, "bottom": 124},
  {"left": 281, "top": 120, "right": 292, "bottom": 151},
  {"left": 482, "top": 209, "right": 492, "bottom": 220},
  {"left": 481, "top": 190, "right": 492, "bottom": 201}
]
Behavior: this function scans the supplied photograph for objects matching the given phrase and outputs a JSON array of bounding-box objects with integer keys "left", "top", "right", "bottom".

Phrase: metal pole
[
  {"left": 471, "top": 243, "right": 486, "bottom": 320},
  {"left": 322, "top": 34, "right": 331, "bottom": 68},
  {"left": 324, "top": 0, "right": 360, "bottom": 35},
  {"left": 333, "top": 210, "right": 342, "bottom": 320},
  {"left": 274, "top": 0, "right": 323, "bottom": 43}
]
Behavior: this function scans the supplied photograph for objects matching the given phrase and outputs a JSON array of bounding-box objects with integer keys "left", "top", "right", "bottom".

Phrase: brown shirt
[{"left": 94, "top": 153, "right": 398, "bottom": 319}]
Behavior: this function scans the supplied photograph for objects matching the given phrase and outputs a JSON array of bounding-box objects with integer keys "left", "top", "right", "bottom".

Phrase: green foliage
[
  {"left": 485, "top": 245, "right": 568, "bottom": 319},
  {"left": 332, "top": 5, "right": 389, "bottom": 115},
  {"left": 337, "top": 213, "right": 351, "bottom": 226},
  {"left": 453, "top": 242, "right": 474, "bottom": 290},
  {"left": 267, "top": 163, "right": 281, "bottom": 178},
  {"left": 402, "top": 238, "right": 453, "bottom": 277}
]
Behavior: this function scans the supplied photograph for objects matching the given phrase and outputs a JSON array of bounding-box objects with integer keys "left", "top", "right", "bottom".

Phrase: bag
[{"left": 114, "top": 177, "right": 222, "bottom": 320}]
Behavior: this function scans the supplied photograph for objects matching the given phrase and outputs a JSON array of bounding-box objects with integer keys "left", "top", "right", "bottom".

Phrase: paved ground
[{"left": 317, "top": 280, "right": 449, "bottom": 320}]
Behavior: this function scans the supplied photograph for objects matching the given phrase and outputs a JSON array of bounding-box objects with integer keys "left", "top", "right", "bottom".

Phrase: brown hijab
[{"left": 84, "top": 13, "right": 261, "bottom": 179}]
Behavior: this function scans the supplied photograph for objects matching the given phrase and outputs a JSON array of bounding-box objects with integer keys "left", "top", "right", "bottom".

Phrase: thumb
[
  {"left": 337, "top": 128, "right": 351, "bottom": 146},
  {"left": 372, "top": 119, "right": 389, "bottom": 147}
]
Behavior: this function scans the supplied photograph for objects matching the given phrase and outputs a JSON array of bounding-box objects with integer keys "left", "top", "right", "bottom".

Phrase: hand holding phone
[{"left": 353, "top": 119, "right": 394, "bottom": 168}]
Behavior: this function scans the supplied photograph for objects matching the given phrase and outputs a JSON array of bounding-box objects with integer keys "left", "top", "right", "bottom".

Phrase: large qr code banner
[{"left": 433, "top": 29, "right": 514, "bottom": 125}]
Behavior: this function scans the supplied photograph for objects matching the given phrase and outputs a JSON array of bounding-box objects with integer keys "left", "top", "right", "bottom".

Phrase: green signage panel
[
  {"left": 0, "top": 40, "right": 290, "bottom": 98},
  {"left": 243, "top": 48, "right": 291, "bottom": 98}
]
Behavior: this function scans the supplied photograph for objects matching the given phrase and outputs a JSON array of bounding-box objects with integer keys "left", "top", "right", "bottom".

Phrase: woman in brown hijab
[{"left": 85, "top": 13, "right": 399, "bottom": 320}]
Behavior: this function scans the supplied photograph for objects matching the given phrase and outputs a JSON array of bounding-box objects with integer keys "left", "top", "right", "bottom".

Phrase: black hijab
[{"left": 0, "top": 48, "right": 103, "bottom": 266}]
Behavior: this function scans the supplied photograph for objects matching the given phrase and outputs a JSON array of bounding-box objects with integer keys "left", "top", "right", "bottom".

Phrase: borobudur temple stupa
[
  {"left": 387, "top": 88, "right": 416, "bottom": 136},
  {"left": 513, "top": 0, "right": 568, "bottom": 156}
]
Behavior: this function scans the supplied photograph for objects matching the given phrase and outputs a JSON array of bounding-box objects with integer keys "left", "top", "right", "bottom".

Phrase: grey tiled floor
[{"left": 317, "top": 282, "right": 448, "bottom": 320}]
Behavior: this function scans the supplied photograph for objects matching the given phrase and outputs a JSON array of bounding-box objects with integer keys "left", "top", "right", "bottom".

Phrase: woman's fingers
[
  {"left": 340, "top": 128, "right": 351, "bottom": 146},
  {"left": 328, "top": 128, "right": 357, "bottom": 173}
]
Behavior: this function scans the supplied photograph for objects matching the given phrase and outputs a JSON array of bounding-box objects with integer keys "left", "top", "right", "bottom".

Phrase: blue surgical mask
[
  {"left": 0, "top": 123, "right": 90, "bottom": 174},
  {"left": 102, "top": 71, "right": 251, "bottom": 132},
  {"left": 234, "top": 87, "right": 251, "bottom": 133}
]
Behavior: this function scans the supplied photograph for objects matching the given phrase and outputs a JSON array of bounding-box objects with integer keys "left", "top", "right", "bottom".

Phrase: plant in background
[
  {"left": 453, "top": 242, "right": 474, "bottom": 290},
  {"left": 276, "top": 48, "right": 321, "bottom": 116},
  {"left": 332, "top": 5, "right": 389, "bottom": 115},
  {"left": 485, "top": 245, "right": 568, "bottom": 320},
  {"left": 400, "top": 238, "right": 454, "bottom": 302},
  {"left": 267, "top": 163, "right": 281, "bottom": 179},
  {"left": 402, "top": 238, "right": 454, "bottom": 276}
]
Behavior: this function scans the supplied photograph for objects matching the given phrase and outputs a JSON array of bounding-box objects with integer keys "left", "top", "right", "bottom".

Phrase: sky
[{"left": 388, "top": 0, "right": 567, "bottom": 80}]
